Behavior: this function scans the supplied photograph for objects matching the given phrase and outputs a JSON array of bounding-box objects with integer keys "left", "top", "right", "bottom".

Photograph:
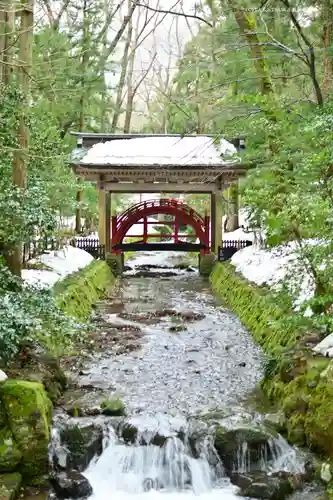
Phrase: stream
[{"left": 50, "top": 251, "right": 324, "bottom": 500}]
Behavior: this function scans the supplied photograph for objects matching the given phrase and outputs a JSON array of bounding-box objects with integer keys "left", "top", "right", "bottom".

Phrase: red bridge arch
[{"left": 111, "top": 198, "right": 210, "bottom": 254}]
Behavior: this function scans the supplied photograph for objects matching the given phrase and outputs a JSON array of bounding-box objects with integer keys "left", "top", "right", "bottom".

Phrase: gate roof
[
  {"left": 69, "top": 133, "right": 249, "bottom": 190},
  {"left": 70, "top": 133, "right": 246, "bottom": 168}
]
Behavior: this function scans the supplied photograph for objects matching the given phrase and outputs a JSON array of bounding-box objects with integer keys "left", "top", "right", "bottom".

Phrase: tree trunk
[
  {"left": 111, "top": 3, "right": 132, "bottom": 132},
  {"left": 225, "top": 182, "right": 239, "bottom": 232},
  {"left": 75, "top": 97, "right": 85, "bottom": 233},
  {"left": 229, "top": 5, "right": 274, "bottom": 95},
  {"left": 0, "top": 1, "right": 6, "bottom": 82},
  {"left": 322, "top": 2, "right": 333, "bottom": 91},
  {"left": 123, "top": 4, "right": 142, "bottom": 134},
  {"left": 123, "top": 30, "right": 135, "bottom": 133},
  {"left": 3, "top": 4, "right": 14, "bottom": 85},
  {"left": 100, "top": 0, "right": 111, "bottom": 132},
  {"left": 75, "top": 0, "right": 89, "bottom": 234},
  {"left": 8, "top": 0, "right": 33, "bottom": 276},
  {"left": 123, "top": 93, "right": 134, "bottom": 133},
  {"left": 0, "top": 0, "right": 14, "bottom": 83}
]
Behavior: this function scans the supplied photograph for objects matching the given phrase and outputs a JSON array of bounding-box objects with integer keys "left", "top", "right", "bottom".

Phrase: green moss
[
  {"left": 106, "top": 253, "right": 123, "bottom": 276},
  {"left": 210, "top": 263, "right": 302, "bottom": 352},
  {"left": 0, "top": 381, "right": 52, "bottom": 480},
  {"left": 0, "top": 429, "right": 21, "bottom": 473},
  {"left": 199, "top": 254, "right": 216, "bottom": 277},
  {"left": 100, "top": 398, "right": 125, "bottom": 416},
  {"left": 0, "top": 472, "right": 22, "bottom": 500},
  {"left": 54, "top": 260, "right": 115, "bottom": 322}
]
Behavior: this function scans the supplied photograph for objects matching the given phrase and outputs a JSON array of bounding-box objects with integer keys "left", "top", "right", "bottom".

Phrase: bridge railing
[
  {"left": 115, "top": 198, "right": 205, "bottom": 229},
  {"left": 71, "top": 238, "right": 105, "bottom": 259},
  {"left": 217, "top": 240, "right": 252, "bottom": 261}
]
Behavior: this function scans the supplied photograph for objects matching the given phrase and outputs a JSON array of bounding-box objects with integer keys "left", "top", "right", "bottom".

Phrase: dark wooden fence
[
  {"left": 217, "top": 239, "right": 253, "bottom": 261},
  {"left": 72, "top": 238, "right": 105, "bottom": 259},
  {"left": 23, "top": 235, "right": 61, "bottom": 263}
]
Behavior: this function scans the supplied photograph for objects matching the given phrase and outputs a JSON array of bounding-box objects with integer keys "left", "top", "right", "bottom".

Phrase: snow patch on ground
[
  {"left": 231, "top": 243, "right": 315, "bottom": 307},
  {"left": 313, "top": 334, "right": 333, "bottom": 358},
  {"left": 22, "top": 246, "right": 94, "bottom": 288},
  {"left": 229, "top": 243, "right": 333, "bottom": 356},
  {"left": 231, "top": 245, "right": 291, "bottom": 287}
]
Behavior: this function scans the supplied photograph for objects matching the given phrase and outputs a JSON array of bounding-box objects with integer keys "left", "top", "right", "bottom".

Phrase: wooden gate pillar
[
  {"left": 98, "top": 189, "right": 106, "bottom": 245},
  {"left": 105, "top": 191, "right": 111, "bottom": 253},
  {"left": 143, "top": 216, "right": 148, "bottom": 243},
  {"left": 174, "top": 216, "right": 179, "bottom": 243},
  {"left": 210, "top": 192, "right": 223, "bottom": 254}
]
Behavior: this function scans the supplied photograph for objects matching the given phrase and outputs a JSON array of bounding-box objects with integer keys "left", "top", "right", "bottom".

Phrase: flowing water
[{"left": 53, "top": 251, "right": 317, "bottom": 500}]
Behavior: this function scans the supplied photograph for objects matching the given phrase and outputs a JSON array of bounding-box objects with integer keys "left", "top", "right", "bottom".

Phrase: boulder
[
  {"left": 0, "top": 380, "right": 52, "bottom": 480},
  {"left": 57, "top": 424, "right": 103, "bottom": 472},
  {"left": 11, "top": 346, "right": 67, "bottom": 404},
  {"left": 121, "top": 423, "right": 138, "bottom": 443},
  {"left": 197, "top": 408, "right": 232, "bottom": 422},
  {"left": 288, "top": 484, "right": 327, "bottom": 499},
  {"left": 214, "top": 424, "right": 275, "bottom": 473},
  {"left": 186, "top": 420, "right": 210, "bottom": 459},
  {"left": 0, "top": 428, "right": 21, "bottom": 472},
  {"left": 0, "top": 472, "right": 22, "bottom": 500},
  {"left": 120, "top": 423, "right": 167, "bottom": 447},
  {"left": 231, "top": 471, "right": 294, "bottom": 499},
  {"left": 100, "top": 398, "right": 125, "bottom": 416},
  {"left": 179, "top": 312, "right": 205, "bottom": 322},
  {"left": 264, "top": 412, "right": 286, "bottom": 434},
  {"left": 169, "top": 325, "right": 187, "bottom": 333},
  {"left": 50, "top": 470, "right": 92, "bottom": 498}
]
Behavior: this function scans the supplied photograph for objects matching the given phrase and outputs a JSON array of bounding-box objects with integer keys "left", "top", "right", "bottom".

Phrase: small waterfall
[
  {"left": 235, "top": 442, "right": 251, "bottom": 473},
  {"left": 49, "top": 427, "right": 67, "bottom": 469},
  {"left": 83, "top": 418, "right": 240, "bottom": 500},
  {"left": 267, "top": 435, "right": 305, "bottom": 474},
  {"left": 233, "top": 434, "right": 305, "bottom": 474}
]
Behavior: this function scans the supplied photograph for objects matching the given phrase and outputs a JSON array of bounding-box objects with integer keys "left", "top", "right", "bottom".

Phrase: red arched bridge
[{"left": 111, "top": 198, "right": 210, "bottom": 254}]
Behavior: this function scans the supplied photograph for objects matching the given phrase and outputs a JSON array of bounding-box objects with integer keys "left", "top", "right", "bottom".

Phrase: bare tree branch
[
  {"left": 280, "top": 0, "right": 323, "bottom": 105},
  {"left": 40, "top": 0, "right": 71, "bottom": 30},
  {"left": 136, "top": 2, "right": 213, "bottom": 27},
  {"left": 104, "top": 0, "right": 139, "bottom": 60}
]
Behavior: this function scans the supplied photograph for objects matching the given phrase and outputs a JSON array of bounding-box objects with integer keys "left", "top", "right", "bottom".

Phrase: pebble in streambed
[{"left": 78, "top": 255, "right": 263, "bottom": 417}]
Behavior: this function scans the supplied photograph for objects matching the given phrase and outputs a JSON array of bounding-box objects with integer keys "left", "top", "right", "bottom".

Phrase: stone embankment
[
  {"left": 0, "top": 257, "right": 116, "bottom": 498},
  {"left": 211, "top": 261, "right": 333, "bottom": 495}
]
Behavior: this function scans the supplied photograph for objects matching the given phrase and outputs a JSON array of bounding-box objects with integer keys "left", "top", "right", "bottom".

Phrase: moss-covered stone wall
[
  {"left": 54, "top": 260, "right": 115, "bottom": 322},
  {"left": 0, "top": 260, "right": 116, "bottom": 494},
  {"left": 210, "top": 262, "right": 333, "bottom": 482},
  {"left": 210, "top": 263, "right": 302, "bottom": 351},
  {"left": 0, "top": 380, "right": 52, "bottom": 488}
]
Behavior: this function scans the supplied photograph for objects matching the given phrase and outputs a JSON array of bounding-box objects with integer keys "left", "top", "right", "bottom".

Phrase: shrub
[{"left": 0, "top": 261, "right": 81, "bottom": 363}]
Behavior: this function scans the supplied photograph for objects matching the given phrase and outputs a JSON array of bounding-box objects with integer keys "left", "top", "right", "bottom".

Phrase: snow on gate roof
[{"left": 75, "top": 135, "right": 240, "bottom": 167}]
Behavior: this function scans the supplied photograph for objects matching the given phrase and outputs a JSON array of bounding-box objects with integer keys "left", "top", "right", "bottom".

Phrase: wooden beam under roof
[{"left": 98, "top": 182, "right": 229, "bottom": 193}]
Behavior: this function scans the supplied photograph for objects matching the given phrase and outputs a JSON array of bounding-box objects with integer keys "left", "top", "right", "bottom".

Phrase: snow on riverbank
[
  {"left": 230, "top": 243, "right": 315, "bottom": 309},
  {"left": 22, "top": 246, "right": 94, "bottom": 288},
  {"left": 229, "top": 243, "right": 333, "bottom": 356}
]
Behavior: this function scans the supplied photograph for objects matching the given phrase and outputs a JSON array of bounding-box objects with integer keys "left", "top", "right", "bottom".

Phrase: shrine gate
[{"left": 69, "top": 133, "right": 248, "bottom": 262}]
